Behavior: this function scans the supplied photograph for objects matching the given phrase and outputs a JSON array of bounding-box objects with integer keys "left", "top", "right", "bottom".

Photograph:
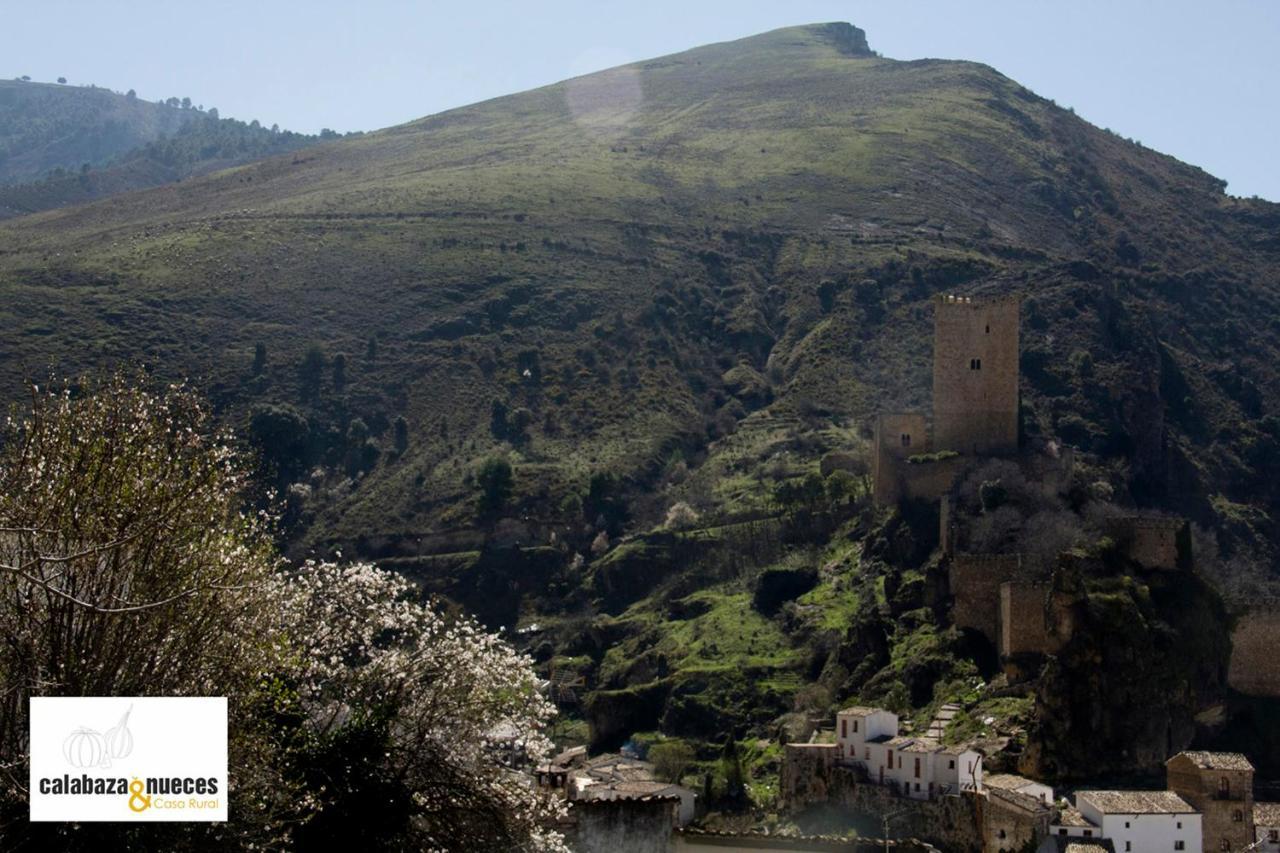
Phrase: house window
[
  {"left": 949, "top": 760, "right": 955, "bottom": 769},
  {"left": 915, "top": 782, "right": 920, "bottom": 792},
  {"left": 1268, "top": 830, "right": 1278, "bottom": 842},
  {"left": 900, "top": 433, "right": 911, "bottom": 447},
  {"left": 1220, "top": 841, "right": 1231, "bottom": 852},
  {"left": 1125, "top": 822, "right": 1130, "bottom": 829},
  {"left": 853, "top": 720, "right": 859, "bottom": 733},
  {"left": 1058, "top": 829, "right": 1067, "bottom": 837},
  {"left": 985, "top": 324, "right": 991, "bottom": 334},
  {"left": 969, "top": 358, "right": 982, "bottom": 370},
  {"left": 1175, "top": 842, "right": 1184, "bottom": 851},
  {"left": 1220, "top": 777, "right": 1230, "bottom": 796},
  {"left": 1083, "top": 830, "right": 1092, "bottom": 838},
  {"left": 898, "top": 757, "right": 902, "bottom": 769},
  {"left": 865, "top": 748, "right": 870, "bottom": 760},
  {"left": 999, "top": 830, "right": 1006, "bottom": 840},
  {"left": 914, "top": 757, "right": 921, "bottom": 778},
  {"left": 1234, "top": 810, "right": 1243, "bottom": 822},
  {"left": 1125, "top": 843, "right": 1131, "bottom": 852},
  {"left": 841, "top": 719, "right": 847, "bottom": 738}
]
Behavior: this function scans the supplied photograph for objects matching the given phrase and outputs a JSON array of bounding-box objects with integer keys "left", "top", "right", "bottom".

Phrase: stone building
[
  {"left": 1254, "top": 802, "right": 1280, "bottom": 851},
  {"left": 872, "top": 412, "right": 930, "bottom": 505},
  {"left": 985, "top": 774, "right": 1055, "bottom": 852},
  {"left": 1165, "top": 751, "right": 1255, "bottom": 853},
  {"left": 931, "top": 293, "right": 1021, "bottom": 456},
  {"left": 1102, "top": 517, "right": 1191, "bottom": 571},
  {"left": 871, "top": 293, "right": 1022, "bottom": 506}
]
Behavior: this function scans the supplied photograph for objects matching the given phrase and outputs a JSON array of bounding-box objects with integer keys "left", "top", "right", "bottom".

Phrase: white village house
[
  {"left": 834, "top": 705, "right": 983, "bottom": 799},
  {"left": 1050, "top": 790, "right": 1202, "bottom": 853}
]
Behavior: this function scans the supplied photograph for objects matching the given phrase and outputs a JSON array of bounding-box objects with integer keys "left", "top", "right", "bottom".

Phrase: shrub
[{"left": 476, "top": 456, "right": 514, "bottom": 515}]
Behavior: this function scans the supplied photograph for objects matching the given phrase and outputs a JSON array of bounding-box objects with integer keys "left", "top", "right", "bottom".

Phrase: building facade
[
  {"left": 1050, "top": 790, "right": 1202, "bottom": 853},
  {"left": 1166, "top": 752, "right": 1255, "bottom": 853},
  {"left": 931, "top": 294, "right": 1021, "bottom": 456}
]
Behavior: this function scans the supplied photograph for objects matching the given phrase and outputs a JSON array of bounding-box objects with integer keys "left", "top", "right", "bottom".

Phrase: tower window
[
  {"left": 969, "top": 358, "right": 982, "bottom": 370},
  {"left": 901, "top": 433, "right": 911, "bottom": 447},
  {"left": 985, "top": 324, "right": 991, "bottom": 334}
]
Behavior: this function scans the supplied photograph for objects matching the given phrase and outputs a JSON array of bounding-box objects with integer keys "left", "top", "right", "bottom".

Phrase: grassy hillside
[
  {"left": 2, "top": 23, "right": 1274, "bottom": 574},
  {"left": 2, "top": 23, "right": 1280, "bottom": 779},
  {"left": 0, "top": 79, "right": 320, "bottom": 217}
]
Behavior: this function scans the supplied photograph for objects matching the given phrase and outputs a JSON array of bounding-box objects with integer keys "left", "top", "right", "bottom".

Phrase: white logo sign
[{"left": 30, "top": 697, "right": 227, "bottom": 822}]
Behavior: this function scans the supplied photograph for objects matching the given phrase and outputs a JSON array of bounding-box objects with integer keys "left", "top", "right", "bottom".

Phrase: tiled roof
[
  {"left": 988, "top": 785, "right": 1050, "bottom": 814},
  {"left": 902, "top": 738, "right": 941, "bottom": 753},
  {"left": 1077, "top": 790, "right": 1196, "bottom": 814},
  {"left": 839, "top": 705, "right": 888, "bottom": 717},
  {"left": 1054, "top": 806, "right": 1093, "bottom": 827},
  {"left": 1173, "top": 751, "right": 1255, "bottom": 771},
  {"left": 985, "top": 773, "right": 1043, "bottom": 791},
  {"left": 1256, "top": 802, "right": 1280, "bottom": 827},
  {"left": 1041, "top": 839, "right": 1116, "bottom": 853}
]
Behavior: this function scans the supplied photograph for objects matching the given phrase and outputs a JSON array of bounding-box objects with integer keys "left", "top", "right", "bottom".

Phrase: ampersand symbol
[{"left": 128, "top": 778, "right": 151, "bottom": 812}]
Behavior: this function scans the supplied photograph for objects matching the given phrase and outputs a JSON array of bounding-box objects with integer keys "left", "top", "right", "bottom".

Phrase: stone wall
[
  {"left": 571, "top": 797, "right": 677, "bottom": 853},
  {"left": 932, "top": 294, "right": 1020, "bottom": 456},
  {"left": 1229, "top": 609, "right": 1280, "bottom": 697},
  {"left": 675, "top": 830, "right": 932, "bottom": 851},
  {"left": 999, "top": 582, "right": 1073, "bottom": 659},
  {"left": 780, "top": 744, "right": 839, "bottom": 810},
  {"left": 950, "top": 554, "right": 1024, "bottom": 644},
  {"left": 984, "top": 787, "right": 1052, "bottom": 853},
  {"left": 899, "top": 455, "right": 967, "bottom": 502},
  {"left": 825, "top": 773, "right": 985, "bottom": 853},
  {"left": 1102, "top": 516, "right": 1190, "bottom": 571},
  {"left": 1167, "top": 755, "right": 1254, "bottom": 853},
  {"left": 781, "top": 750, "right": 1034, "bottom": 853},
  {"left": 873, "top": 413, "right": 929, "bottom": 505}
]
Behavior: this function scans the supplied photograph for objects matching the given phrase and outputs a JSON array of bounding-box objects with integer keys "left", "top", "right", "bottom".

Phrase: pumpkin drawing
[
  {"left": 62, "top": 727, "right": 105, "bottom": 768},
  {"left": 104, "top": 706, "right": 133, "bottom": 760}
]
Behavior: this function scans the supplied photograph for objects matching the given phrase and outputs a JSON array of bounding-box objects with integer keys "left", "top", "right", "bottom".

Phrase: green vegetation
[
  {"left": 0, "top": 78, "right": 318, "bottom": 217},
  {"left": 0, "top": 20, "right": 1277, "bottom": 807}
]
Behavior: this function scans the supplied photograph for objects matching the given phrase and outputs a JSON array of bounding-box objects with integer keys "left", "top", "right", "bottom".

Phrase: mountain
[
  {"left": 2, "top": 22, "right": 1279, "bottom": 778},
  {"left": 0, "top": 78, "right": 321, "bottom": 218}
]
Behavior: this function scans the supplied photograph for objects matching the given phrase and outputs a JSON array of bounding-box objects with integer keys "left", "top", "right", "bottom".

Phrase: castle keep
[
  {"left": 874, "top": 294, "right": 1021, "bottom": 505},
  {"left": 932, "top": 294, "right": 1021, "bottom": 455}
]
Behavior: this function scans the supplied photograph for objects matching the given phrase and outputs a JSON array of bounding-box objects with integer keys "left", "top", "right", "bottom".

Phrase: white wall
[
  {"left": 835, "top": 709, "right": 897, "bottom": 760},
  {"left": 1068, "top": 803, "right": 1201, "bottom": 853},
  {"left": 1101, "top": 812, "right": 1200, "bottom": 853}
]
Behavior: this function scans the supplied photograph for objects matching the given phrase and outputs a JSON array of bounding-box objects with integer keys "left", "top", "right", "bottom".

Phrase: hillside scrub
[{"left": 0, "top": 375, "right": 565, "bottom": 851}]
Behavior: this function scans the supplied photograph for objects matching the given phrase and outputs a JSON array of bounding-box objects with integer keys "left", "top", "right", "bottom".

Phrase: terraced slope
[{"left": 0, "top": 22, "right": 1277, "bottom": 588}]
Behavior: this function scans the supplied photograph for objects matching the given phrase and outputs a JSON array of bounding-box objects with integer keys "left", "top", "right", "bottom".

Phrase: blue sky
[{"left": 4, "top": 1, "right": 1278, "bottom": 199}]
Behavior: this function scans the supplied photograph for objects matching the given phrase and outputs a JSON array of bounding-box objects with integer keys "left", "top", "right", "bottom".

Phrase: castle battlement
[{"left": 933, "top": 293, "right": 1023, "bottom": 308}]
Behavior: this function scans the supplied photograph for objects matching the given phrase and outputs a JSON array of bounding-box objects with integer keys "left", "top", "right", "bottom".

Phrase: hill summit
[{"left": 0, "top": 22, "right": 1276, "bottom": 591}]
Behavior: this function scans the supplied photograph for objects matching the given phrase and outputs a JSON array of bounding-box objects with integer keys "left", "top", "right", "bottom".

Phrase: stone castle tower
[{"left": 931, "top": 294, "right": 1021, "bottom": 456}]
